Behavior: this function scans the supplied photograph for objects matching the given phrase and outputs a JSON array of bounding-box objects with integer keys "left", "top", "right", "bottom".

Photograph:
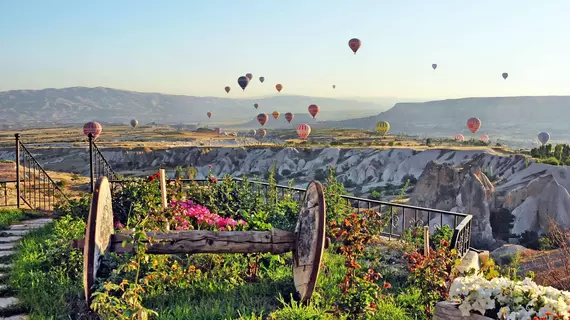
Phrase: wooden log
[{"left": 77, "top": 229, "right": 296, "bottom": 255}]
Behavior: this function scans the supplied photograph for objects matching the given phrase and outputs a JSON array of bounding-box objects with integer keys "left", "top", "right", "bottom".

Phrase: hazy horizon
[{"left": 1, "top": 0, "right": 570, "bottom": 100}]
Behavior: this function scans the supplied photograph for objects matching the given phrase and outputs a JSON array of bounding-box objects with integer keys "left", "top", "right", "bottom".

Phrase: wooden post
[
  {"left": 14, "top": 134, "right": 20, "bottom": 209},
  {"left": 423, "top": 226, "right": 430, "bottom": 257},
  {"left": 159, "top": 168, "right": 169, "bottom": 231},
  {"left": 159, "top": 168, "right": 167, "bottom": 209}
]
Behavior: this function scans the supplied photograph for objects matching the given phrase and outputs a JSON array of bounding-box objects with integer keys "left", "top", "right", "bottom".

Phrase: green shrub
[{"left": 54, "top": 196, "right": 91, "bottom": 221}]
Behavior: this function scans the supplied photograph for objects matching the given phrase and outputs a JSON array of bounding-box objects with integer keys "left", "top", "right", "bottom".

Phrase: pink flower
[
  {"left": 208, "top": 164, "right": 212, "bottom": 169},
  {"left": 114, "top": 221, "right": 124, "bottom": 229}
]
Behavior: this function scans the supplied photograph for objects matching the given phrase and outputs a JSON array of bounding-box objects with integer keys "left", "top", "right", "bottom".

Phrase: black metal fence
[
  {"left": 110, "top": 176, "right": 473, "bottom": 258},
  {"left": 15, "top": 134, "right": 68, "bottom": 211},
  {"left": 0, "top": 181, "right": 16, "bottom": 207},
  {"left": 88, "top": 134, "right": 119, "bottom": 193}
]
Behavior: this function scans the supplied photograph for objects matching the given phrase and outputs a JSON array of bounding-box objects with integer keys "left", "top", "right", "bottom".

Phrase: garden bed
[{"left": 11, "top": 167, "right": 482, "bottom": 319}]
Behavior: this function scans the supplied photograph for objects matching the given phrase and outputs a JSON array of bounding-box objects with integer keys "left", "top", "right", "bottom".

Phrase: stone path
[{"left": 0, "top": 217, "right": 53, "bottom": 320}]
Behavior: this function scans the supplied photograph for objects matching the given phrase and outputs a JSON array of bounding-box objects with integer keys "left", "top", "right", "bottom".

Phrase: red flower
[{"left": 383, "top": 281, "right": 391, "bottom": 289}]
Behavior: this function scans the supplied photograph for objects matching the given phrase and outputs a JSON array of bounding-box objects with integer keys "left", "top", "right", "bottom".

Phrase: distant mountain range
[
  {"left": 0, "top": 87, "right": 389, "bottom": 126},
  {"left": 1, "top": 87, "right": 568, "bottom": 145},
  {"left": 323, "top": 96, "right": 570, "bottom": 143}
]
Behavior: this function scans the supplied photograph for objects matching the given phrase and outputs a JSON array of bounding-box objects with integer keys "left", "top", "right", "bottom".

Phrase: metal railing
[
  {"left": 15, "top": 134, "right": 68, "bottom": 211},
  {"left": 0, "top": 181, "right": 17, "bottom": 207},
  {"left": 88, "top": 134, "right": 119, "bottom": 193},
  {"left": 109, "top": 176, "right": 473, "bottom": 258}
]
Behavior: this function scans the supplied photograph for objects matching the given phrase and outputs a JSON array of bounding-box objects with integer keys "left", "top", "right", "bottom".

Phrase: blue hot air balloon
[
  {"left": 238, "top": 76, "right": 249, "bottom": 91},
  {"left": 538, "top": 132, "right": 550, "bottom": 145}
]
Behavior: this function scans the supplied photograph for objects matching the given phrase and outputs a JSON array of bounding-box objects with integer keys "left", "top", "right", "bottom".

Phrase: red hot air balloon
[
  {"left": 467, "top": 117, "right": 481, "bottom": 134},
  {"left": 348, "top": 38, "right": 361, "bottom": 54},
  {"left": 254, "top": 103, "right": 259, "bottom": 109},
  {"left": 207, "top": 112, "right": 212, "bottom": 119},
  {"left": 83, "top": 121, "right": 102, "bottom": 139},
  {"left": 480, "top": 134, "right": 489, "bottom": 143},
  {"left": 454, "top": 134, "right": 465, "bottom": 142},
  {"left": 224, "top": 86, "right": 230, "bottom": 93},
  {"left": 275, "top": 84, "right": 283, "bottom": 92},
  {"left": 285, "top": 112, "right": 294, "bottom": 123},
  {"left": 257, "top": 113, "right": 268, "bottom": 126},
  {"left": 308, "top": 104, "right": 320, "bottom": 118},
  {"left": 296, "top": 124, "right": 311, "bottom": 140}
]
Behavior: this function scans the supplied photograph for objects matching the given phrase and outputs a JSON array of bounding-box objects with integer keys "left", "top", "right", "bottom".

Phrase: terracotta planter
[{"left": 433, "top": 301, "right": 494, "bottom": 320}]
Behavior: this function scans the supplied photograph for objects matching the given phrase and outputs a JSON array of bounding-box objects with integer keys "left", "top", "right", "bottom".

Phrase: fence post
[
  {"left": 88, "top": 133, "right": 94, "bottom": 193},
  {"left": 423, "top": 226, "right": 430, "bottom": 257},
  {"left": 15, "top": 133, "right": 20, "bottom": 209}
]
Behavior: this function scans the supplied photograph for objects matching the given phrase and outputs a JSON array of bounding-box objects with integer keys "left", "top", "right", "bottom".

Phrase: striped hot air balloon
[
  {"left": 375, "top": 121, "right": 390, "bottom": 136},
  {"left": 296, "top": 124, "right": 311, "bottom": 140},
  {"left": 83, "top": 121, "right": 102, "bottom": 139},
  {"left": 454, "top": 134, "right": 465, "bottom": 142}
]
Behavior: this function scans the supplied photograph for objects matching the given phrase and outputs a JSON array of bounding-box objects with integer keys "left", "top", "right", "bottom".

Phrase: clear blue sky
[{"left": 1, "top": 0, "right": 569, "bottom": 100}]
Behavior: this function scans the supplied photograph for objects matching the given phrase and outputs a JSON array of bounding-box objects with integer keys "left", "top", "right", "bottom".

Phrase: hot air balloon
[
  {"left": 254, "top": 103, "right": 259, "bottom": 109},
  {"left": 348, "top": 38, "right": 361, "bottom": 54},
  {"left": 257, "top": 128, "right": 267, "bottom": 139},
  {"left": 130, "top": 119, "right": 138, "bottom": 128},
  {"left": 538, "top": 132, "right": 550, "bottom": 145},
  {"left": 257, "top": 113, "right": 268, "bottom": 126},
  {"left": 432, "top": 64, "right": 437, "bottom": 70},
  {"left": 275, "top": 84, "right": 283, "bottom": 92},
  {"left": 224, "top": 86, "right": 231, "bottom": 93},
  {"left": 246, "top": 73, "right": 253, "bottom": 81},
  {"left": 467, "top": 118, "right": 481, "bottom": 134},
  {"left": 502, "top": 73, "right": 508, "bottom": 80},
  {"left": 454, "top": 134, "right": 465, "bottom": 142},
  {"left": 480, "top": 134, "right": 489, "bottom": 143},
  {"left": 207, "top": 112, "right": 212, "bottom": 119},
  {"left": 259, "top": 76, "right": 265, "bottom": 83},
  {"left": 272, "top": 111, "right": 280, "bottom": 120},
  {"left": 375, "top": 121, "right": 390, "bottom": 136},
  {"left": 83, "top": 121, "right": 102, "bottom": 139},
  {"left": 297, "top": 124, "right": 311, "bottom": 140},
  {"left": 285, "top": 112, "right": 294, "bottom": 123},
  {"left": 332, "top": 85, "right": 336, "bottom": 89},
  {"left": 238, "top": 76, "right": 249, "bottom": 91},
  {"left": 215, "top": 128, "right": 222, "bottom": 135},
  {"left": 308, "top": 104, "right": 320, "bottom": 119},
  {"left": 250, "top": 129, "right": 257, "bottom": 136}
]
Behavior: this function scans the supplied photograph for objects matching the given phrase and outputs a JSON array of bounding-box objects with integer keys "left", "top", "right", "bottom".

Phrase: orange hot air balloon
[
  {"left": 348, "top": 38, "right": 361, "bottom": 54},
  {"left": 308, "top": 104, "right": 320, "bottom": 118},
  {"left": 275, "top": 84, "right": 283, "bottom": 92},
  {"left": 296, "top": 124, "right": 311, "bottom": 140},
  {"left": 467, "top": 117, "right": 481, "bottom": 134},
  {"left": 285, "top": 112, "right": 294, "bottom": 123},
  {"left": 224, "top": 86, "right": 230, "bottom": 93},
  {"left": 272, "top": 111, "right": 280, "bottom": 120},
  {"left": 207, "top": 112, "right": 212, "bottom": 119},
  {"left": 257, "top": 113, "right": 268, "bottom": 126},
  {"left": 254, "top": 103, "right": 259, "bottom": 109}
]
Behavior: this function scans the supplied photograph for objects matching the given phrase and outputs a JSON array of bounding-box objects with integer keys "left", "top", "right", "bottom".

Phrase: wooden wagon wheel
[
  {"left": 83, "top": 176, "right": 114, "bottom": 305},
  {"left": 293, "top": 180, "right": 326, "bottom": 303}
]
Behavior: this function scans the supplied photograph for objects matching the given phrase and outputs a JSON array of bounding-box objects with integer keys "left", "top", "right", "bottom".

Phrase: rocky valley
[{"left": 1, "top": 145, "right": 568, "bottom": 249}]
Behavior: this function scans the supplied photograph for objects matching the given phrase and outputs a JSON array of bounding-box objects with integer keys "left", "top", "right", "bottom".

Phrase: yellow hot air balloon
[
  {"left": 272, "top": 111, "right": 280, "bottom": 120},
  {"left": 376, "top": 121, "right": 390, "bottom": 136}
]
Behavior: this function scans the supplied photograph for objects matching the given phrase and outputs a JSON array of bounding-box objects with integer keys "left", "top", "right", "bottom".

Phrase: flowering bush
[
  {"left": 451, "top": 275, "right": 570, "bottom": 319},
  {"left": 168, "top": 200, "right": 246, "bottom": 231}
]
